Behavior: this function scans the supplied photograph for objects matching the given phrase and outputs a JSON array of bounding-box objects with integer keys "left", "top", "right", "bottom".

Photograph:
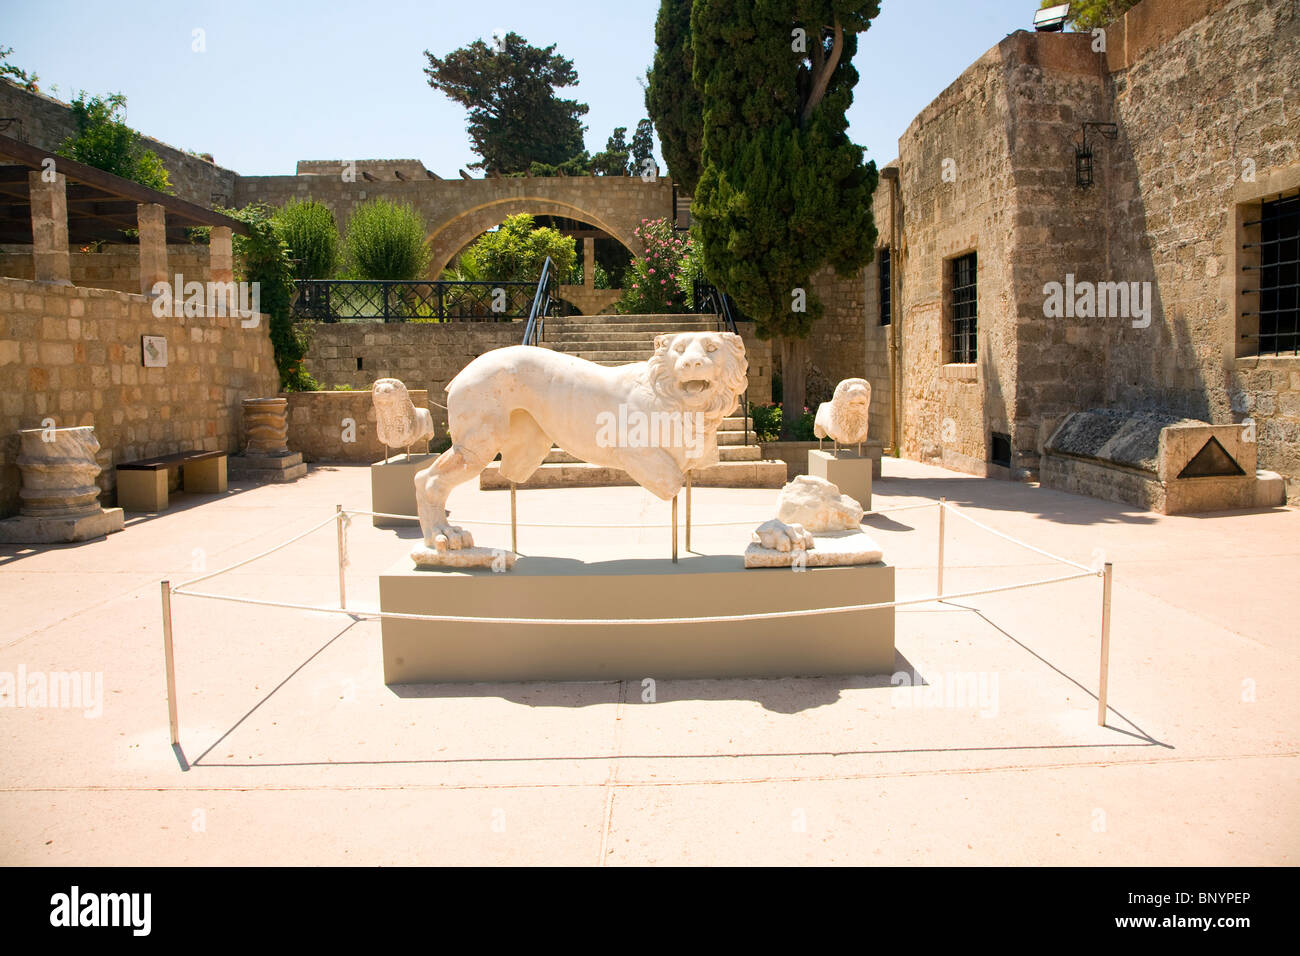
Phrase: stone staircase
[{"left": 479, "top": 313, "right": 787, "bottom": 490}]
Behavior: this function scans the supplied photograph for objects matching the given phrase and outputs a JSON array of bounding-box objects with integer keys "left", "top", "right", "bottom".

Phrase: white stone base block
[
  {"left": 808, "top": 449, "right": 872, "bottom": 510},
  {"left": 744, "top": 530, "right": 883, "bottom": 568},
  {"left": 0, "top": 507, "right": 124, "bottom": 544},
  {"left": 379, "top": 554, "right": 895, "bottom": 683},
  {"left": 409, "top": 544, "right": 517, "bottom": 570},
  {"left": 228, "top": 452, "right": 306, "bottom": 482},
  {"left": 371, "top": 453, "right": 436, "bottom": 527}
]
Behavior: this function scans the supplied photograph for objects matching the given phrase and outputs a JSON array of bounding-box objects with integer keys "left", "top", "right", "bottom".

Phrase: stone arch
[{"left": 425, "top": 197, "right": 640, "bottom": 279}]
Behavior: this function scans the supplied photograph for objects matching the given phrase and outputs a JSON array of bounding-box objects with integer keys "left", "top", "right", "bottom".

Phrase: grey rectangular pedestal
[
  {"left": 379, "top": 554, "right": 895, "bottom": 683},
  {"left": 808, "top": 449, "right": 873, "bottom": 510},
  {"left": 371, "top": 454, "right": 436, "bottom": 527}
]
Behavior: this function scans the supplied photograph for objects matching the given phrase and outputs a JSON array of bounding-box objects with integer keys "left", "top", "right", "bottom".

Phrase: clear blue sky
[{"left": 4, "top": 0, "right": 1044, "bottom": 177}]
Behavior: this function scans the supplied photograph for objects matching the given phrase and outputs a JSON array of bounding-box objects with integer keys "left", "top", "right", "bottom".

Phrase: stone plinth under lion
[{"left": 411, "top": 332, "right": 749, "bottom": 569}]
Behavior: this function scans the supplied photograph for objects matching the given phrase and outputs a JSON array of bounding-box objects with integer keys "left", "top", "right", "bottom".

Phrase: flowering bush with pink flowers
[{"left": 616, "top": 217, "right": 701, "bottom": 314}]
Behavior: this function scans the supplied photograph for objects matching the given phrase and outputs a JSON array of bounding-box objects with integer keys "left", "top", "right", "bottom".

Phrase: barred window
[
  {"left": 951, "top": 252, "right": 977, "bottom": 364},
  {"left": 1254, "top": 195, "right": 1299, "bottom": 356},
  {"left": 879, "top": 247, "right": 891, "bottom": 326}
]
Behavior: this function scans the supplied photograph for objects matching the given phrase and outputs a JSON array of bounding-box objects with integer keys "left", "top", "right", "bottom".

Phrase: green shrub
[
  {"left": 57, "top": 92, "right": 172, "bottom": 193},
  {"left": 749, "top": 402, "right": 815, "bottom": 441},
  {"left": 454, "top": 213, "right": 575, "bottom": 284},
  {"left": 617, "top": 217, "right": 695, "bottom": 314},
  {"left": 344, "top": 199, "right": 430, "bottom": 280},
  {"left": 274, "top": 199, "right": 341, "bottom": 280},
  {"left": 223, "top": 203, "right": 318, "bottom": 391}
]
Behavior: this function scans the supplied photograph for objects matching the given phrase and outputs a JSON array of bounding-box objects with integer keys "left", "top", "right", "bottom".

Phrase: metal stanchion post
[
  {"left": 672, "top": 494, "right": 678, "bottom": 563},
  {"left": 161, "top": 580, "right": 179, "bottom": 746},
  {"left": 335, "top": 504, "right": 347, "bottom": 610},
  {"left": 685, "top": 472, "right": 692, "bottom": 553},
  {"left": 937, "top": 497, "right": 946, "bottom": 598},
  {"left": 510, "top": 481, "right": 518, "bottom": 553},
  {"left": 1097, "top": 561, "right": 1113, "bottom": 726}
]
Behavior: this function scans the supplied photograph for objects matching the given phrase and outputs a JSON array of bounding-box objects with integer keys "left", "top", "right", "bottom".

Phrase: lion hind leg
[{"left": 498, "top": 410, "right": 553, "bottom": 483}]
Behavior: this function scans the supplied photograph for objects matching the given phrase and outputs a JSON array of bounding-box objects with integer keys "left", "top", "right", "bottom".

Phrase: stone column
[
  {"left": 584, "top": 237, "right": 595, "bottom": 290},
  {"left": 242, "top": 397, "right": 290, "bottom": 456},
  {"left": 28, "top": 170, "right": 71, "bottom": 284},
  {"left": 137, "top": 202, "right": 168, "bottom": 296},
  {"left": 0, "top": 426, "right": 125, "bottom": 542},
  {"left": 209, "top": 226, "right": 234, "bottom": 314},
  {"left": 229, "top": 397, "right": 306, "bottom": 482}
]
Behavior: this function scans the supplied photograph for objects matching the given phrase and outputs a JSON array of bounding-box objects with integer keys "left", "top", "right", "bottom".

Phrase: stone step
[
  {"left": 480, "top": 457, "right": 787, "bottom": 490},
  {"left": 544, "top": 322, "right": 716, "bottom": 335},
  {"left": 543, "top": 444, "right": 761, "bottom": 464},
  {"left": 546, "top": 317, "right": 717, "bottom": 329}
]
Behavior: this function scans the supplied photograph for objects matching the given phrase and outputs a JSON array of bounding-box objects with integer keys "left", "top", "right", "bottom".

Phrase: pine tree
[{"left": 630, "top": 118, "right": 656, "bottom": 178}]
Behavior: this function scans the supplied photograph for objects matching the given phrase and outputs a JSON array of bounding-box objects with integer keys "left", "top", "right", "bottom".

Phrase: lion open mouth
[{"left": 680, "top": 379, "right": 712, "bottom": 395}]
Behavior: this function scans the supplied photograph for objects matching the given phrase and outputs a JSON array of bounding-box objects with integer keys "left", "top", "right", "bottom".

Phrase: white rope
[
  {"left": 171, "top": 570, "right": 1097, "bottom": 626},
  {"left": 173, "top": 512, "right": 342, "bottom": 591},
  {"left": 346, "top": 499, "right": 937, "bottom": 529},
  {"left": 938, "top": 502, "right": 1094, "bottom": 573}
]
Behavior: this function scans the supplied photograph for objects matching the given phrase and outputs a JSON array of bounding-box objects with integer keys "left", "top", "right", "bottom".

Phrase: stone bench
[{"left": 115, "top": 450, "right": 227, "bottom": 512}]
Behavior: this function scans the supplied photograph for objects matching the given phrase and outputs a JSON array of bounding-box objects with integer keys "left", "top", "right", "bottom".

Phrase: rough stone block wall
[
  {"left": 0, "top": 278, "right": 279, "bottom": 515},
  {"left": 0, "top": 78, "right": 239, "bottom": 208},
  {"left": 233, "top": 174, "right": 675, "bottom": 280},
  {"left": 0, "top": 245, "right": 211, "bottom": 294},
  {"left": 303, "top": 322, "right": 521, "bottom": 432},
  {"left": 285, "top": 389, "right": 433, "bottom": 463}
]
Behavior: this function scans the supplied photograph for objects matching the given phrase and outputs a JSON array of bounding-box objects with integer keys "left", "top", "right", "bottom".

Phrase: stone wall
[
  {"left": 233, "top": 173, "right": 675, "bottom": 279},
  {"left": 285, "top": 389, "right": 435, "bottom": 463},
  {"left": 887, "top": 0, "right": 1299, "bottom": 496},
  {"left": 0, "top": 77, "right": 239, "bottom": 208},
  {"left": 0, "top": 277, "right": 278, "bottom": 515},
  {"left": 303, "top": 322, "right": 521, "bottom": 432},
  {"left": 0, "top": 244, "right": 211, "bottom": 294}
]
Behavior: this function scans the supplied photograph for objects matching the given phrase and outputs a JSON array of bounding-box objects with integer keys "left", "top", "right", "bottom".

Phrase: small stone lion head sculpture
[
  {"left": 372, "top": 377, "right": 437, "bottom": 452},
  {"left": 776, "top": 475, "right": 864, "bottom": 532},
  {"left": 814, "top": 378, "right": 872, "bottom": 446},
  {"left": 643, "top": 331, "right": 749, "bottom": 429}
]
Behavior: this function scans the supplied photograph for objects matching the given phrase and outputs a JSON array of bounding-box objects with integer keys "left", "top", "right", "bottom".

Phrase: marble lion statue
[
  {"left": 814, "top": 378, "right": 872, "bottom": 446},
  {"left": 372, "top": 378, "right": 437, "bottom": 454},
  {"left": 414, "top": 332, "right": 748, "bottom": 552}
]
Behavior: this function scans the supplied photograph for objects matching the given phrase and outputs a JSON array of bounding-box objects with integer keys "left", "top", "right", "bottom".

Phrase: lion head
[
  {"left": 643, "top": 331, "right": 749, "bottom": 426},
  {"left": 373, "top": 377, "right": 435, "bottom": 449},
  {"left": 826, "top": 378, "right": 872, "bottom": 445}
]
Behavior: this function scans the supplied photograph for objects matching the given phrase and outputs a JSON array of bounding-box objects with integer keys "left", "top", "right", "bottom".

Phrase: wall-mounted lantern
[{"left": 1076, "top": 122, "right": 1118, "bottom": 187}]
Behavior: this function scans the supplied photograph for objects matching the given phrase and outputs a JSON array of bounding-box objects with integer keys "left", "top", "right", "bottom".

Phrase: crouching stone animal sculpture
[{"left": 414, "top": 332, "right": 749, "bottom": 554}]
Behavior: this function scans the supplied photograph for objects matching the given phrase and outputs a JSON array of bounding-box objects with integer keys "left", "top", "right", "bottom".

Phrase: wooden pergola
[
  {"left": 0, "top": 131, "right": 249, "bottom": 295},
  {"left": 0, "top": 132, "right": 247, "bottom": 245}
]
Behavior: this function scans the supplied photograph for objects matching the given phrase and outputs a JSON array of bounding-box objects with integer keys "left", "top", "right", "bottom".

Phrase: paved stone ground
[{"left": 0, "top": 457, "right": 1295, "bottom": 865}]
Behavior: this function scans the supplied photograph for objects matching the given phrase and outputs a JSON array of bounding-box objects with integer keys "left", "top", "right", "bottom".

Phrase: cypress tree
[{"left": 690, "top": 0, "right": 880, "bottom": 436}]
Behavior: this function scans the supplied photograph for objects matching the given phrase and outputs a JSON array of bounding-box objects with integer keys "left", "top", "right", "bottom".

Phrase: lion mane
[
  {"left": 814, "top": 378, "right": 872, "bottom": 445},
  {"left": 372, "top": 377, "right": 437, "bottom": 450},
  {"left": 640, "top": 331, "right": 749, "bottom": 435}
]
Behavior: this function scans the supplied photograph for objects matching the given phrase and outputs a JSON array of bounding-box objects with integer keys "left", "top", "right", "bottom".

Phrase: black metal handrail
[
  {"left": 522, "top": 256, "right": 556, "bottom": 347},
  {"left": 692, "top": 280, "right": 750, "bottom": 444},
  {"left": 292, "top": 278, "right": 538, "bottom": 323}
]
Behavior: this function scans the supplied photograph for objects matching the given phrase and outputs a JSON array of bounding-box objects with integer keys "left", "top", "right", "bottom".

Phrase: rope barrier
[
  {"left": 173, "top": 511, "right": 341, "bottom": 592},
  {"left": 171, "top": 569, "right": 1097, "bottom": 626},
  {"left": 938, "top": 501, "right": 1094, "bottom": 573},
  {"left": 346, "top": 498, "right": 938, "bottom": 529}
]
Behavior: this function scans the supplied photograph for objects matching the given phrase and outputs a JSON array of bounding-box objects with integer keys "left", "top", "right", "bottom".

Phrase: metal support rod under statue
[
  {"left": 672, "top": 494, "right": 678, "bottom": 563},
  {"left": 510, "top": 481, "right": 517, "bottom": 553},
  {"left": 685, "top": 472, "right": 692, "bottom": 552}
]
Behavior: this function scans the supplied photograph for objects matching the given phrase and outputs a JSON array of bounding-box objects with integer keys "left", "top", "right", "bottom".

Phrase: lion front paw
[
  {"left": 753, "top": 518, "right": 814, "bottom": 553},
  {"left": 426, "top": 523, "right": 474, "bottom": 552}
]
